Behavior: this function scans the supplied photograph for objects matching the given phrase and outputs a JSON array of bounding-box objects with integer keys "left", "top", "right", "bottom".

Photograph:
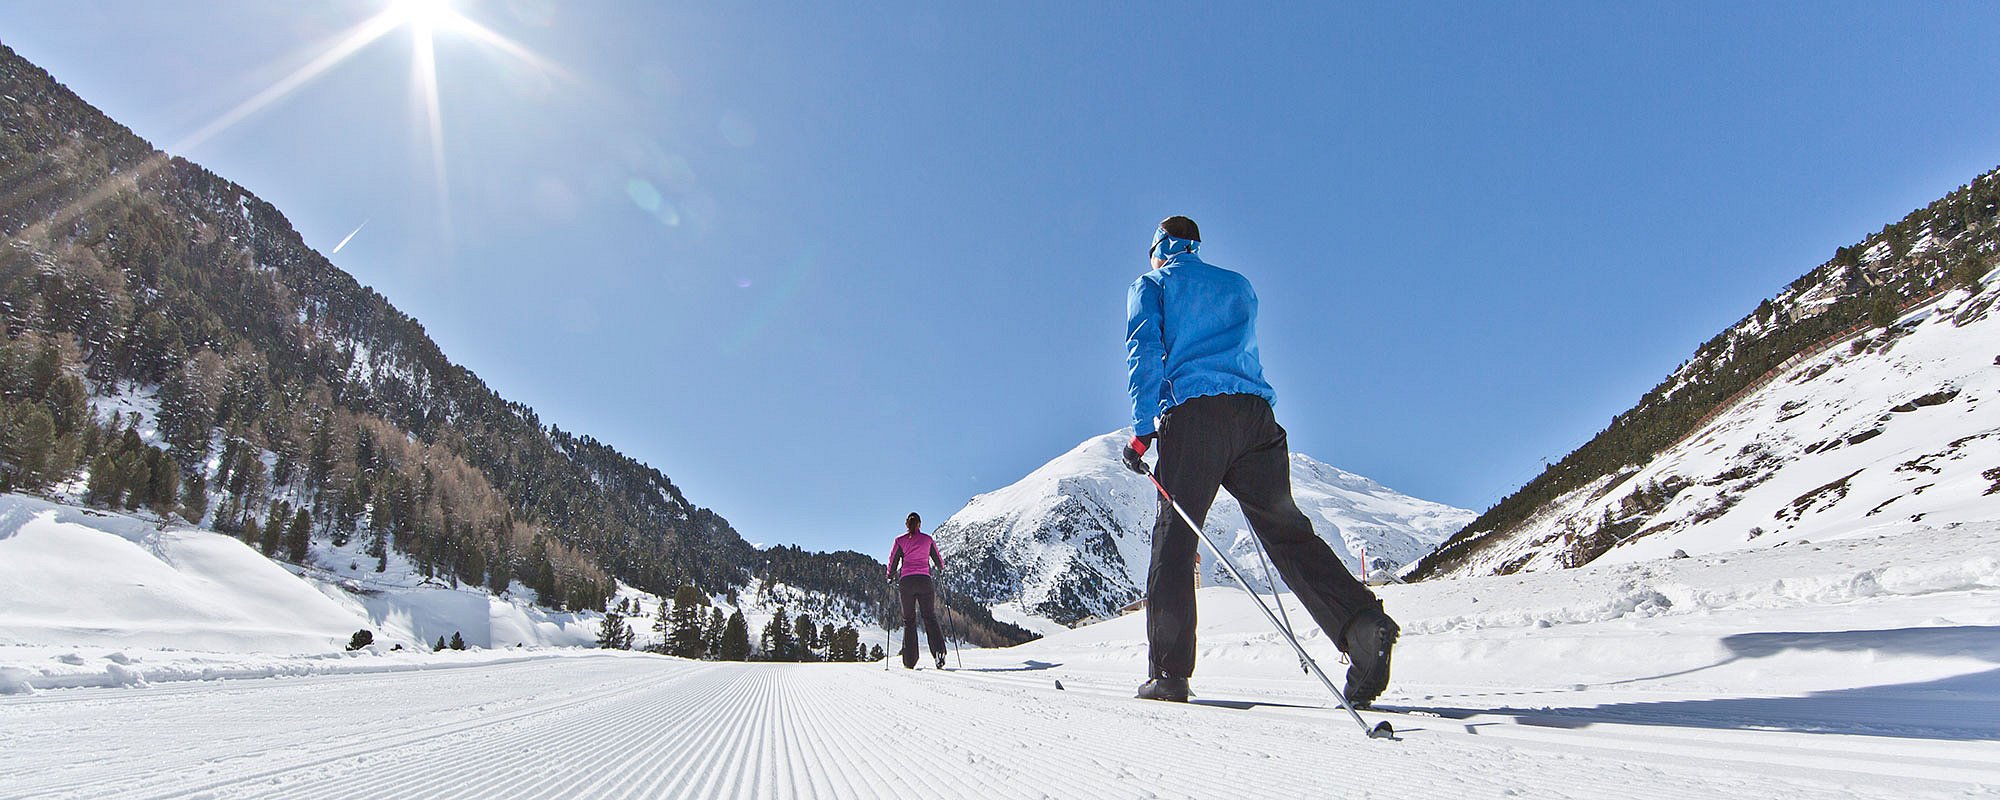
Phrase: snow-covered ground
[
  {"left": 0, "top": 494, "right": 605, "bottom": 660},
  {"left": 3, "top": 504, "right": 1995, "bottom": 798}
]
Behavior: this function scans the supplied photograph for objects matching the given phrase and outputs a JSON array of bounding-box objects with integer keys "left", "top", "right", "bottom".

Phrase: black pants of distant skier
[
  {"left": 899, "top": 574, "right": 947, "bottom": 668},
  {"left": 1147, "top": 393, "right": 1382, "bottom": 679}
]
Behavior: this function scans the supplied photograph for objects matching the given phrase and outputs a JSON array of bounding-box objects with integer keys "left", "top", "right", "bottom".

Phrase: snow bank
[{"left": 0, "top": 494, "right": 607, "bottom": 663}]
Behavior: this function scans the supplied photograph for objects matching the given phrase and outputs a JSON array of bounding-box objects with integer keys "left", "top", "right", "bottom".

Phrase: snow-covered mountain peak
[{"left": 937, "top": 430, "right": 1472, "bottom": 628}]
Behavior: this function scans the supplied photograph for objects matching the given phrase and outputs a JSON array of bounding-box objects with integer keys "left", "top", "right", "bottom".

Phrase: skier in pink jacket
[{"left": 887, "top": 512, "right": 948, "bottom": 669}]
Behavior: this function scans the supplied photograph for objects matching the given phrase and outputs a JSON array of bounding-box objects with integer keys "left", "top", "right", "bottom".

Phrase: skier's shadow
[
  {"left": 1189, "top": 698, "right": 1322, "bottom": 711},
  {"left": 1600, "top": 624, "right": 2000, "bottom": 687},
  {"left": 956, "top": 660, "right": 1062, "bottom": 673},
  {"left": 1539, "top": 668, "right": 2000, "bottom": 741}
]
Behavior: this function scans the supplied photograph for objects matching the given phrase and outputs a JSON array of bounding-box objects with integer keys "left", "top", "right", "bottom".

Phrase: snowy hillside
[
  {"left": 4, "top": 515, "right": 1994, "bottom": 798},
  {"left": 0, "top": 492, "right": 902, "bottom": 685},
  {"left": 935, "top": 432, "right": 1472, "bottom": 627},
  {"left": 1425, "top": 275, "right": 2000, "bottom": 578},
  {"left": 1416, "top": 167, "right": 1999, "bottom": 579},
  {"left": 0, "top": 493, "right": 605, "bottom": 658}
]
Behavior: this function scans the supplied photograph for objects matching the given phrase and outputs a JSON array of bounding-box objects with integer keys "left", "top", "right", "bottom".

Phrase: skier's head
[
  {"left": 906, "top": 512, "right": 921, "bottom": 532},
  {"left": 1149, "top": 215, "right": 1201, "bottom": 268}
]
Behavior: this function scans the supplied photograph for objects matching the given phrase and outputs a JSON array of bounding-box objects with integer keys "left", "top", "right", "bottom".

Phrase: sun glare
[{"left": 391, "top": 0, "right": 463, "bottom": 33}]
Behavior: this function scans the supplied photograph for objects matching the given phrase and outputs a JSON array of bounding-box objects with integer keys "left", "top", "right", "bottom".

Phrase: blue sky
[{"left": 4, "top": 2, "right": 1997, "bottom": 555}]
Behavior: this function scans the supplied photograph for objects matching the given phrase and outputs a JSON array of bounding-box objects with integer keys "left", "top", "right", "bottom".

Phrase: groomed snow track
[{"left": 3, "top": 654, "right": 1994, "bottom": 799}]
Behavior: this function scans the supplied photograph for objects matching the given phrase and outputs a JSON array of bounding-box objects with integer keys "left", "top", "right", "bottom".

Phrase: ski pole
[
  {"left": 1248, "top": 534, "right": 1310, "bottom": 675},
  {"left": 941, "top": 581, "right": 963, "bottom": 669},
  {"left": 1140, "top": 463, "right": 1393, "bottom": 740}
]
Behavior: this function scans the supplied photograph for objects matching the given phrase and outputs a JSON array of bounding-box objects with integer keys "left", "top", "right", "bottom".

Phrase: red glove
[{"left": 1122, "top": 434, "right": 1155, "bottom": 474}]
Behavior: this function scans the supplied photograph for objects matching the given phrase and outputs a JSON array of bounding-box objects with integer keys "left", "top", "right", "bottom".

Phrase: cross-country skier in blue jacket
[{"left": 1122, "top": 215, "right": 1398, "bottom": 707}]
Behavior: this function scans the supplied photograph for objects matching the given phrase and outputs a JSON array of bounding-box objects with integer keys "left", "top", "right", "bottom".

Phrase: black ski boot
[
  {"left": 1136, "top": 675, "right": 1190, "bottom": 703},
  {"left": 1341, "top": 610, "right": 1399, "bottom": 709}
]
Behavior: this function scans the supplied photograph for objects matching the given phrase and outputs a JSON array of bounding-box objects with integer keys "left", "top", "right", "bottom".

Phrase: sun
[{"left": 390, "top": 0, "right": 464, "bottom": 33}]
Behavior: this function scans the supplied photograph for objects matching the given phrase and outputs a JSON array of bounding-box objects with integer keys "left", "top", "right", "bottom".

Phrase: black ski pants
[
  {"left": 1147, "top": 393, "right": 1382, "bottom": 679},
  {"left": 899, "top": 574, "right": 946, "bottom": 667}
]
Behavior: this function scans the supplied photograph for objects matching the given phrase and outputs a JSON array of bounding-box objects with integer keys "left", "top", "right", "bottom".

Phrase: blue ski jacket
[{"left": 1124, "top": 244, "right": 1276, "bottom": 437}]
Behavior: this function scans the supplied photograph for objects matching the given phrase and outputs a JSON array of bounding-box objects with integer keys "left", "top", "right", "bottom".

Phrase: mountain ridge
[
  {"left": 1410, "top": 165, "right": 2000, "bottom": 579},
  {"left": 937, "top": 431, "right": 1471, "bottom": 627}
]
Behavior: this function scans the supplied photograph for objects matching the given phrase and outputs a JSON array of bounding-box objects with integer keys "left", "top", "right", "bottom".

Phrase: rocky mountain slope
[{"left": 1413, "top": 167, "right": 2000, "bottom": 579}]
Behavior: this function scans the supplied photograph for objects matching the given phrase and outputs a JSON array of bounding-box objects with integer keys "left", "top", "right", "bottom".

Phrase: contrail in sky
[{"left": 332, "top": 219, "right": 369, "bottom": 254}]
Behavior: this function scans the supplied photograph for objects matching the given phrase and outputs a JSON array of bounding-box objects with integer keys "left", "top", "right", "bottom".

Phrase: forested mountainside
[
  {"left": 1410, "top": 165, "right": 2000, "bottom": 579},
  {"left": 0, "top": 44, "right": 1028, "bottom": 645}
]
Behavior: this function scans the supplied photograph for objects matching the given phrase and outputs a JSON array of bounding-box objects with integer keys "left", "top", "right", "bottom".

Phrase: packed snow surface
[{"left": 4, "top": 512, "right": 1995, "bottom": 798}]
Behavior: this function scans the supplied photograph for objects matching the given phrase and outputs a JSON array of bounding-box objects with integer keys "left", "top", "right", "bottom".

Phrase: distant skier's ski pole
[
  {"left": 941, "top": 582, "right": 963, "bottom": 669},
  {"left": 883, "top": 581, "right": 894, "bottom": 671},
  {"left": 1140, "top": 464, "right": 1393, "bottom": 740}
]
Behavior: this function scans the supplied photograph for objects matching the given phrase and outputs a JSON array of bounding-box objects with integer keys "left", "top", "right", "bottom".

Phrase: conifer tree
[
  {"left": 762, "top": 606, "right": 794, "bottom": 661},
  {"left": 435, "top": 636, "right": 447, "bottom": 652},
  {"left": 2, "top": 405, "right": 55, "bottom": 489},
  {"left": 260, "top": 502, "right": 287, "bottom": 556},
  {"left": 180, "top": 470, "right": 208, "bottom": 523},
  {"left": 651, "top": 596, "right": 672, "bottom": 654},
  {"left": 449, "top": 631, "right": 466, "bottom": 651},
  {"left": 705, "top": 607, "right": 726, "bottom": 658},
  {"left": 667, "top": 585, "right": 708, "bottom": 659},
  {"left": 793, "top": 613, "right": 819, "bottom": 661},
  {"left": 148, "top": 451, "right": 180, "bottom": 517},
  {"left": 597, "top": 611, "right": 633, "bottom": 650},
  {"left": 122, "top": 453, "right": 150, "bottom": 510},
  {"left": 370, "top": 526, "right": 388, "bottom": 572},
  {"left": 44, "top": 374, "right": 88, "bottom": 437},
  {"left": 830, "top": 625, "right": 860, "bottom": 662},
  {"left": 286, "top": 507, "right": 311, "bottom": 563},
  {"left": 720, "top": 610, "right": 751, "bottom": 661},
  {"left": 86, "top": 453, "right": 120, "bottom": 506},
  {"left": 240, "top": 517, "right": 262, "bottom": 549}
]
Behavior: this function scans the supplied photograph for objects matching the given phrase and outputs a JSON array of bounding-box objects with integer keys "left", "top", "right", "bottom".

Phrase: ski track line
[
  {"left": 384, "top": 663, "right": 706, "bottom": 800},
  {"left": 836, "top": 672, "right": 998, "bottom": 799},
  {"left": 449, "top": 661, "right": 743, "bottom": 800},
  {"left": 900, "top": 668, "right": 1428, "bottom": 799},
  {"left": 1, "top": 670, "right": 412, "bottom": 798},
  {"left": 803, "top": 668, "right": 1006, "bottom": 799},
  {"left": 0, "top": 658, "right": 664, "bottom": 800},
  {"left": 8, "top": 658, "right": 1987, "bottom": 800},
  {"left": 832, "top": 670, "right": 1055, "bottom": 800},
  {"left": 853, "top": 668, "right": 1172, "bottom": 799},
  {"left": 211, "top": 659, "right": 735, "bottom": 800},
  {"left": 620, "top": 667, "right": 764, "bottom": 800},
  {"left": 936, "top": 665, "right": 1903, "bottom": 799},
  {"left": 663, "top": 668, "right": 766, "bottom": 800},
  {"left": 180, "top": 659, "right": 671, "bottom": 800},
  {"left": 913, "top": 670, "right": 1272, "bottom": 799},
  {"left": 782, "top": 668, "right": 883, "bottom": 798},
  {"left": 685, "top": 660, "right": 773, "bottom": 798}
]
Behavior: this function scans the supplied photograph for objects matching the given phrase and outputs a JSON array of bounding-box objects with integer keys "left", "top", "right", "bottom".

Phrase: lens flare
[{"left": 27, "top": 1, "right": 569, "bottom": 250}]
